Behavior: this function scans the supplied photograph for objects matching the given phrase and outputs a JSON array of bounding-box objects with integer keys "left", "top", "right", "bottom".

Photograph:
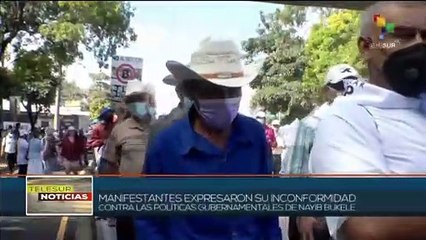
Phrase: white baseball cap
[{"left": 325, "top": 64, "right": 360, "bottom": 85}]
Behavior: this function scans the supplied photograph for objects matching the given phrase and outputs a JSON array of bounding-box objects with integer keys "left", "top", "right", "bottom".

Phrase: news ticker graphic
[
  {"left": 25, "top": 176, "right": 93, "bottom": 216},
  {"left": 1, "top": 177, "right": 426, "bottom": 216}
]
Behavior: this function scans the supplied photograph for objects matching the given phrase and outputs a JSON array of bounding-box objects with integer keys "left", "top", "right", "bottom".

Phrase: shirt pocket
[{"left": 120, "top": 139, "right": 147, "bottom": 174}]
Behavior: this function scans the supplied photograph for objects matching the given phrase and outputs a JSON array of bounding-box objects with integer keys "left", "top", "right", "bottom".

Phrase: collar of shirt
[
  {"left": 125, "top": 117, "right": 148, "bottom": 131},
  {"left": 178, "top": 108, "right": 254, "bottom": 156},
  {"left": 339, "top": 80, "right": 421, "bottom": 110}
]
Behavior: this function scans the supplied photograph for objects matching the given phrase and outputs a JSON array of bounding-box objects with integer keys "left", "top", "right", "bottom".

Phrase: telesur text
[{"left": 28, "top": 184, "right": 92, "bottom": 201}]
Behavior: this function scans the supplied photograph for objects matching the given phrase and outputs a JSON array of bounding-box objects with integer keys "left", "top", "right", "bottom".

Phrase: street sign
[
  {"left": 116, "top": 64, "right": 136, "bottom": 84},
  {"left": 110, "top": 56, "right": 143, "bottom": 102}
]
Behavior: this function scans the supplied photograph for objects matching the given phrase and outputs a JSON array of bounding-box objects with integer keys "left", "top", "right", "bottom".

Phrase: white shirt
[
  {"left": 273, "top": 128, "right": 285, "bottom": 148},
  {"left": 309, "top": 81, "right": 426, "bottom": 239},
  {"left": 2, "top": 133, "right": 17, "bottom": 154},
  {"left": 280, "top": 119, "right": 300, "bottom": 147},
  {"left": 17, "top": 138, "right": 29, "bottom": 165}
]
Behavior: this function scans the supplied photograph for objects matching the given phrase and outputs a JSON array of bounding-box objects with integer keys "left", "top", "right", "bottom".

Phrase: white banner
[{"left": 110, "top": 56, "right": 143, "bottom": 102}]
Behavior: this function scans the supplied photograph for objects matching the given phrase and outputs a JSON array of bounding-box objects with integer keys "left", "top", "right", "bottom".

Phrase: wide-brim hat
[
  {"left": 165, "top": 38, "right": 263, "bottom": 88},
  {"left": 162, "top": 74, "right": 178, "bottom": 86}
]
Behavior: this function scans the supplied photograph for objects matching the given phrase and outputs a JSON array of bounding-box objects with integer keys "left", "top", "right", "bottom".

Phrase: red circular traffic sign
[{"left": 116, "top": 64, "right": 136, "bottom": 84}]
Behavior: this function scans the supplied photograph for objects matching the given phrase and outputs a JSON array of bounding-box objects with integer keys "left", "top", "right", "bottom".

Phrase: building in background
[{"left": 1, "top": 99, "right": 90, "bottom": 131}]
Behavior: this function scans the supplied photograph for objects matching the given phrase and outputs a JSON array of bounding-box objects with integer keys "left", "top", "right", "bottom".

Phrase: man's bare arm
[{"left": 342, "top": 217, "right": 426, "bottom": 240}]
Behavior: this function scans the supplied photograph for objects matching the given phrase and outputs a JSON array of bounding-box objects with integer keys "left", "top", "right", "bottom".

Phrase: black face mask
[{"left": 382, "top": 43, "right": 426, "bottom": 97}]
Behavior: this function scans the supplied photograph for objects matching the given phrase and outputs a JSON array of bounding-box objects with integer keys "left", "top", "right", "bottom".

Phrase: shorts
[{"left": 63, "top": 159, "right": 83, "bottom": 172}]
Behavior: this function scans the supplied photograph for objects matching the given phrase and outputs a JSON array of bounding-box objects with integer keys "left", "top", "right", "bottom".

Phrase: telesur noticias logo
[
  {"left": 28, "top": 184, "right": 92, "bottom": 201},
  {"left": 367, "top": 14, "right": 400, "bottom": 49}
]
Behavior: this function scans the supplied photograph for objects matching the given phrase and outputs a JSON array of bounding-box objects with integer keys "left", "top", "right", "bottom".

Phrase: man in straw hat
[
  {"left": 102, "top": 79, "right": 156, "bottom": 240},
  {"left": 310, "top": 2, "right": 426, "bottom": 240},
  {"left": 135, "top": 38, "right": 281, "bottom": 239}
]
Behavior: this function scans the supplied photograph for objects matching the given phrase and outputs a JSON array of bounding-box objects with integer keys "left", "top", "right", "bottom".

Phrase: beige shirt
[{"left": 104, "top": 118, "right": 150, "bottom": 174}]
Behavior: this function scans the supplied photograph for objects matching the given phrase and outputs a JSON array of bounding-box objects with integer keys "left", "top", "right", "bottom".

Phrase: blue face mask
[
  {"left": 148, "top": 107, "right": 156, "bottom": 118},
  {"left": 127, "top": 102, "right": 150, "bottom": 119}
]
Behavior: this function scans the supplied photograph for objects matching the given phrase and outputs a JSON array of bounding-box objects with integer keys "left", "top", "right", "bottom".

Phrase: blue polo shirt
[{"left": 134, "top": 110, "right": 282, "bottom": 240}]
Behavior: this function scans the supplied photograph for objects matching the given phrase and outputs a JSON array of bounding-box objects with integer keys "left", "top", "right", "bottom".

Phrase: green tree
[
  {"left": 1, "top": 1, "right": 137, "bottom": 126},
  {"left": 61, "top": 81, "right": 85, "bottom": 104},
  {"left": 242, "top": 6, "right": 311, "bottom": 123},
  {"left": 303, "top": 10, "right": 367, "bottom": 98},
  {"left": 0, "top": 1, "right": 137, "bottom": 68},
  {"left": 12, "top": 50, "right": 59, "bottom": 129},
  {"left": 88, "top": 72, "right": 110, "bottom": 119}
]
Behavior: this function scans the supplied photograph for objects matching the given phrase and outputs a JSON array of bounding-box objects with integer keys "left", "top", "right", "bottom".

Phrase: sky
[{"left": 65, "top": 1, "right": 320, "bottom": 115}]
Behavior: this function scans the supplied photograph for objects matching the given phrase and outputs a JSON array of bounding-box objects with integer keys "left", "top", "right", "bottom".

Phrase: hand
[{"left": 297, "top": 217, "right": 318, "bottom": 240}]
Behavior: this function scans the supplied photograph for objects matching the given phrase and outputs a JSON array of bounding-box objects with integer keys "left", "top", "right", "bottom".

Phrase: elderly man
[
  {"left": 102, "top": 79, "right": 155, "bottom": 239},
  {"left": 148, "top": 74, "right": 193, "bottom": 146},
  {"left": 287, "top": 64, "right": 360, "bottom": 240},
  {"left": 135, "top": 38, "right": 281, "bottom": 240},
  {"left": 310, "top": 2, "right": 426, "bottom": 240}
]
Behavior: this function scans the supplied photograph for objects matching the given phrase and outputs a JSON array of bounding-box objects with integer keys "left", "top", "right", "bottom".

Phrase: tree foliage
[
  {"left": 303, "top": 10, "right": 367, "bottom": 95},
  {"left": 0, "top": 1, "right": 137, "bottom": 126},
  {"left": 12, "top": 50, "right": 59, "bottom": 128},
  {"left": 242, "top": 6, "right": 310, "bottom": 123},
  {"left": 88, "top": 72, "right": 110, "bottom": 119},
  {"left": 243, "top": 7, "right": 367, "bottom": 123},
  {"left": 61, "top": 81, "right": 85, "bottom": 104},
  {"left": 0, "top": 1, "right": 137, "bottom": 68}
]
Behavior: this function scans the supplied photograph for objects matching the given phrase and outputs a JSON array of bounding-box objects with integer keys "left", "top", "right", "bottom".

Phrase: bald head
[{"left": 358, "top": 1, "right": 426, "bottom": 96}]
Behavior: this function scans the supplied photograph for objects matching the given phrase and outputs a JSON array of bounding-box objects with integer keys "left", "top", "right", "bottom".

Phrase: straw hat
[{"left": 165, "top": 37, "right": 262, "bottom": 88}]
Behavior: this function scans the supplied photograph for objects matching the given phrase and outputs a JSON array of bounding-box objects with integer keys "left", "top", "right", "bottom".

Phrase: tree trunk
[{"left": 26, "top": 105, "right": 35, "bottom": 130}]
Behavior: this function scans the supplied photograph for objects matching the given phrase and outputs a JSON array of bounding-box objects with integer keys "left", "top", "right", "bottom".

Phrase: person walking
[
  {"left": 103, "top": 79, "right": 156, "bottom": 240},
  {"left": 16, "top": 130, "right": 29, "bottom": 176},
  {"left": 59, "top": 126, "right": 85, "bottom": 175},
  {"left": 310, "top": 2, "right": 426, "bottom": 239},
  {"left": 256, "top": 111, "right": 278, "bottom": 150},
  {"left": 135, "top": 38, "right": 281, "bottom": 240},
  {"left": 42, "top": 128, "right": 59, "bottom": 174},
  {"left": 27, "top": 129, "right": 44, "bottom": 175},
  {"left": 1, "top": 129, "right": 17, "bottom": 174},
  {"left": 87, "top": 107, "right": 117, "bottom": 170},
  {"left": 287, "top": 63, "right": 360, "bottom": 240},
  {"left": 271, "top": 119, "right": 284, "bottom": 174},
  {"left": 78, "top": 129, "right": 88, "bottom": 166}
]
